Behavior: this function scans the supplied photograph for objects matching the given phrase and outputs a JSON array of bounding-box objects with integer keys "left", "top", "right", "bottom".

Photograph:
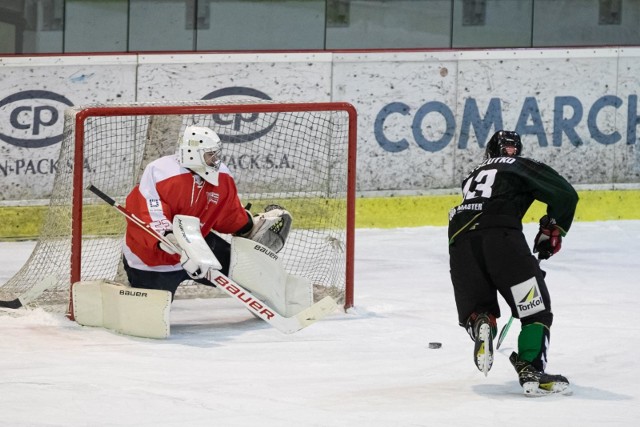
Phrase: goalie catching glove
[
  {"left": 243, "top": 204, "right": 292, "bottom": 253},
  {"left": 533, "top": 215, "right": 562, "bottom": 260}
]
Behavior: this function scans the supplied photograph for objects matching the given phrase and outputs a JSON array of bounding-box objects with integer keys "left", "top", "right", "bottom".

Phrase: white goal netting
[{"left": 0, "top": 101, "right": 356, "bottom": 313}]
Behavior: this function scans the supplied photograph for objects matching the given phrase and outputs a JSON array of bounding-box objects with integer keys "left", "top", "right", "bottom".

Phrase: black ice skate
[
  {"left": 509, "top": 352, "right": 572, "bottom": 397},
  {"left": 469, "top": 313, "right": 496, "bottom": 376}
]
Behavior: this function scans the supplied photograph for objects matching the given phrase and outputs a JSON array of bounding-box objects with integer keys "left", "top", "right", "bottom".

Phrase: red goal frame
[{"left": 70, "top": 102, "right": 357, "bottom": 310}]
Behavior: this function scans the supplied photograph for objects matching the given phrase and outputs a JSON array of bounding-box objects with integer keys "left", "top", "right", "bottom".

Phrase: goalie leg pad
[
  {"left": 229, "top": 236, "right": 312, "bottom": 317},
  {"left": 284, "top": 274, "right": 314, "bottom": 317},
  {"left": 72, "top": 280, "right": 172, "bottom": 339}
]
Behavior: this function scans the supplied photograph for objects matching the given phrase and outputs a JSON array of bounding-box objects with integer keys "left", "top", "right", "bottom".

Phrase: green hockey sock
[{"left": 517, "top": 322, "right": 549, "bottom": 365}]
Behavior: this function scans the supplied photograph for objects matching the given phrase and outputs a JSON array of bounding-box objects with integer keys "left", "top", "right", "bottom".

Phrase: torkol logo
[
  {"left": 0, "top": 90, "right": 74, "bottom": 148},
  {"left": 517, "top": 286, "right": 544, "bottom": 312},
  {"left": 511, "top": 277, "right": 545, "bottom": 318},
  {"left": 202, "top": 87, "right": 278, "bottom": 143}
]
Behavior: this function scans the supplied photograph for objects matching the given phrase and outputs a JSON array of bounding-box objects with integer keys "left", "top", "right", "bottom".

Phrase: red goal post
[{"left": 0, "top": 101, "right": 357, "bottom": 312}]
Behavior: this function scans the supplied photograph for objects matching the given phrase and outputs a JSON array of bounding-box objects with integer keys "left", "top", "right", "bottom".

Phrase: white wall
[{"left": 1, "top": 47, "right": 639, "bottom": 201}]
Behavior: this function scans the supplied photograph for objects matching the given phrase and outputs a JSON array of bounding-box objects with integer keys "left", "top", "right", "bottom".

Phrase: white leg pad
[
  {"left": 72, "top": 280, "right": 172, "bottom": 339},
  {"left": 284, "top": 274, "right": 314, "bottom": 317},
  {"left": 229, "top": 237, "right": 313, "bottom": 317}
]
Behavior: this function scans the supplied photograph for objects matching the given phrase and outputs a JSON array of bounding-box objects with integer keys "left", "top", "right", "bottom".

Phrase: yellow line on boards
[
  {"left": 0, "top": 190, "right": 639, "bottom": 239},
  {"left": 354, "top": 190, "right": 640, "bottom": 228}
]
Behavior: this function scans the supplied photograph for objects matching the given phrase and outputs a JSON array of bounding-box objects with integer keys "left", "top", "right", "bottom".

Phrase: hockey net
[{"left": 0, "top": 101, "right": 356, "bottom": 313}]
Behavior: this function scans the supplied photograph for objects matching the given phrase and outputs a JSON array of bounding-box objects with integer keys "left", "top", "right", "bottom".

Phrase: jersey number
[{"left": 462, "top": 169, "right": 497, "bottom": 200}]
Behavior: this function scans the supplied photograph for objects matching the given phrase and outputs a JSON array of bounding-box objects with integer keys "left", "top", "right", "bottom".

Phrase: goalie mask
[
  {"left": 485, "top": 130, "right": 522, "bottom": 159},
  {"left": 177, "top": 126, "right": 223, "bottom": 185}
]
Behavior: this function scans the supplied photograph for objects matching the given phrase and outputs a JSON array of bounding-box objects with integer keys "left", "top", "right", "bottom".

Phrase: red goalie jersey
[{"left": 123, "top": 155, "right": 249, "bottom": 272}]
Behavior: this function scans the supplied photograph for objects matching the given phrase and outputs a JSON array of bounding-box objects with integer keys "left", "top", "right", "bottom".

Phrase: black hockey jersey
[{"left": 448, "top": 156, "right": 578, "bottom": 242}]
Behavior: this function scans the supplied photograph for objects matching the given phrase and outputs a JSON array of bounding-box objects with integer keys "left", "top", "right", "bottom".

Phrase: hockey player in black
[{"left": 448, "top": 130, "right": 579, "bottom": 396}]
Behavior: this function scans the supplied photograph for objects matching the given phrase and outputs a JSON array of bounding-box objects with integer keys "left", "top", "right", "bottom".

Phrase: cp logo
[
  {"left": 202, "top": 87, "right": 278, "bottom": 143},
  {"left": 0, "top": 90, "right": 74, "bottom": 148}
]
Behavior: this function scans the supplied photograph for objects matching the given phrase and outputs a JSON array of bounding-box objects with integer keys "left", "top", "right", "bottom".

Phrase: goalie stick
[
  {"left": 0, "top": 275, "right": 57, "bottom": 309},
  {"left": 86, "top": 184, "right": 338, "bottom": 334}
]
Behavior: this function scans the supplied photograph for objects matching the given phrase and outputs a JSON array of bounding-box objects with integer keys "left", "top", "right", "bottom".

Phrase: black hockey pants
[{"left": 449, "top": 227, "right": 553, "bottom": 328}]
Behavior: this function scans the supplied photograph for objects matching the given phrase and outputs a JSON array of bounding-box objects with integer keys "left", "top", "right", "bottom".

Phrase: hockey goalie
[{"left": 72, "top": 126, "right": 317, "bottom": 338}]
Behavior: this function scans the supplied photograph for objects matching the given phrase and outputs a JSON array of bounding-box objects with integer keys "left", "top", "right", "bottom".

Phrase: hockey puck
[{"left": 428, "top": 342, "right": 442, "bottom": 349}]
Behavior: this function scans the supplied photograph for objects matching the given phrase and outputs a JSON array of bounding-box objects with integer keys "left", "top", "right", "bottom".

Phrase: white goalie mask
[{"left": 177, "top": 126, "right": 223, "bottom": 185}]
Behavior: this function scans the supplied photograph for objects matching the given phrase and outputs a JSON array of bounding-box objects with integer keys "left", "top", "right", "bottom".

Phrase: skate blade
[
  {"left": 523, "top": 381, "right": 573, "bottom": 397},
  {"left": 474, "top": 323, "right": 493, "bottom": 376}
]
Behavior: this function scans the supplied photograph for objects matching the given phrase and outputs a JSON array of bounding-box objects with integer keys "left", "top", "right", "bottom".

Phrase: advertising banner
[
  {"left": 1, "top": 48, "right": 639, "bottom": 202},
  {"left": 0, "top": 55, "right": 137, "bottom": 201},
  {"left": 334, "top": 48, "right": 640, "bottom": 194}
]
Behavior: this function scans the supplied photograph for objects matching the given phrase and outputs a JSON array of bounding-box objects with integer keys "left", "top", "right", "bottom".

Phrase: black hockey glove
[{"left": 533, "top": 215, "right": 562, "bottom": 260}]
